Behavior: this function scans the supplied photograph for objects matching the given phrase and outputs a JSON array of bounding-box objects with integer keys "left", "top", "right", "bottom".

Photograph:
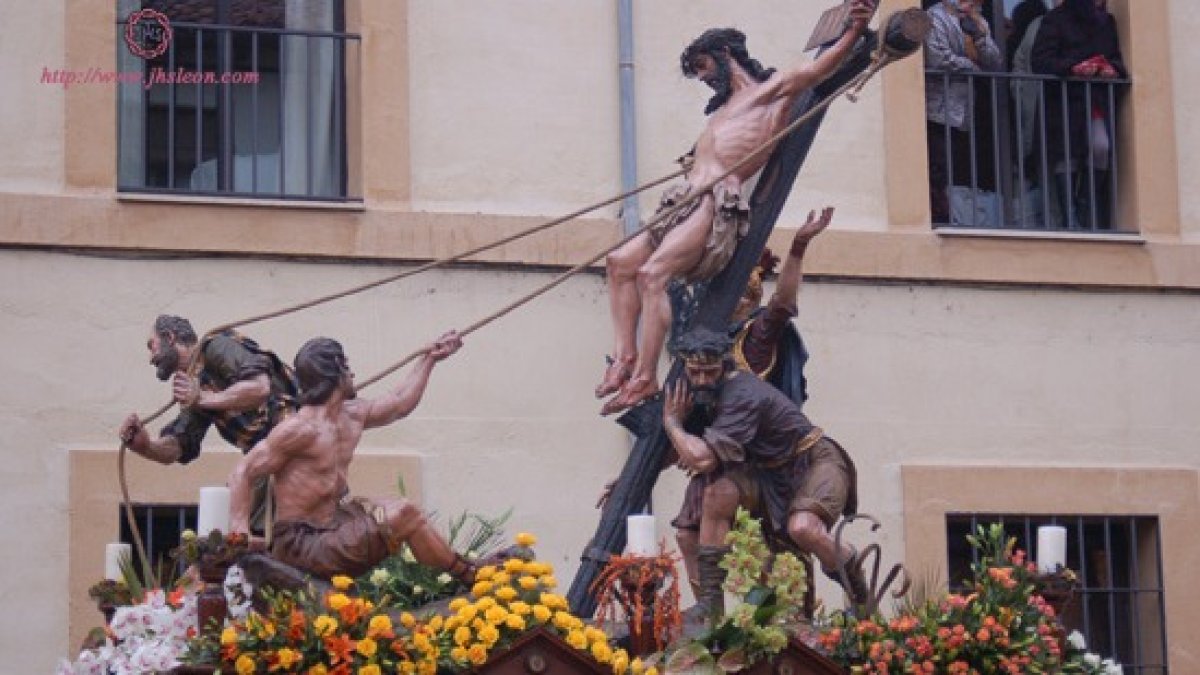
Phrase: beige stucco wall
[
  {"left": 407, "top": 1, "right": 888, "bottom": 230},
  {"left": 4, "top": 248, "right": 1199, "bottom": 670},
  {"left": 1169, "top": 0, "right": 1200, "bottom": 240},
  {"left": 0, "top": 1, "right": 65, "bottom": 192}
]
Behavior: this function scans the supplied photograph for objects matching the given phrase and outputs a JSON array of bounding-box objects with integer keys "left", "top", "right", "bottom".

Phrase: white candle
[
  {"left": 105, "top": 542, "right": 131, "bottom": 581},
  {"left": 626, "top": 514, "right": 657, "bottom": 557},
  {"left": 197, "top": 486, "right": 231, "bottom": 536},
  {"left": 1037, "top": 525, "right": 1067, "bottom": 574}
]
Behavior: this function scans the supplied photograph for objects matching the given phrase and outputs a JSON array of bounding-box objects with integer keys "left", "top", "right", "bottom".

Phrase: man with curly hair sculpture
[
  {"left": 663, "top": 327, "right": 865, "bottom": 620},
  {"left": 596, "top": 0, "right": 875, "bottom": 416},
  {"left": 228, "top": 333, "right": 477, "bottom": 581}
]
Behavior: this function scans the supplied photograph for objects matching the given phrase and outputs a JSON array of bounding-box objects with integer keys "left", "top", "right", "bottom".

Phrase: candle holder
[
  {"left": 591, "top": 551, "right": 682, "bottom": 657},
  {"left": 1033, "top": 567, "right": 1078, "bottom": 619}
]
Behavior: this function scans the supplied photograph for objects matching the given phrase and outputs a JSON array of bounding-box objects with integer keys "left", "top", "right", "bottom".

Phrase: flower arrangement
[
  {"left": 591, "top": 548, "right": 683, "bottom": 652},
  {"left": 173, "top": 527, "right": 250, "bottom": 569},
  {"left": 816, "top": 523, "right": 1121, "bottom": 674},
  {"left": 213, "top": 532, "right": 656, "bottom": 675},
  {"left": 661, "top": 508, "right": 809, "bottom": 673},
  {"left": 58, "top": 587, "right": 199, "bottom": 675},
  {"left": 356, "top": 509, "right": 511, "bottom": 608}
]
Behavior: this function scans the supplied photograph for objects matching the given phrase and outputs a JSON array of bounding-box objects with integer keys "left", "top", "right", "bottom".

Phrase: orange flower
[
  {"left": 288, "top": 608, "right": 307, "bottom": 641},
  {"left": 325, "top": 632, "right": 355, "bottom": 665}
]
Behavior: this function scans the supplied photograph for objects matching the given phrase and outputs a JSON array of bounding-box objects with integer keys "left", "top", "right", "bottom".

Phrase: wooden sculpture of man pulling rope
[{"left": 596, "top": 0, "right": 877, "bottom": 416}]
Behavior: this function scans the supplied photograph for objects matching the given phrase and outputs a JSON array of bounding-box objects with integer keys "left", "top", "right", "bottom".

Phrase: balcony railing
[
  {"left": 117, "top": 20, "right": 362, "bottom": 201},
  {"left": 925, "top": 69, "right": 1131, "bottom": 233}
]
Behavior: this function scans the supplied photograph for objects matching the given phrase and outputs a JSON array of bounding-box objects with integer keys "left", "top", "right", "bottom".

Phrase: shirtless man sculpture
[
  {"left": 228, "top": 332, "right": 475, "bottom": 581},
  {"left": 597, "top": 0, "right": 875, "bottom": 415}
]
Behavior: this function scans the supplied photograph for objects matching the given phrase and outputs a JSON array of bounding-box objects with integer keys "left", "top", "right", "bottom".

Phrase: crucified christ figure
[{"left": 597, "top": 0, "right": 875, "bottom": 416}]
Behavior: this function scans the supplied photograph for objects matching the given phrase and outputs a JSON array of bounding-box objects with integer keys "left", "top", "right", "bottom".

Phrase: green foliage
[
  {"left": 664, "top": 508, "right": 807, "bottom": 674},
  {"left": 355, "top": 508, "right": 512, "bottom": 609}
]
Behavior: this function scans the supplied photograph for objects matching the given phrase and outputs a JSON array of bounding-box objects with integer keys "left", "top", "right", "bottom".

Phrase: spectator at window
[
  {"left": 1009, "top": 0, "right": 1053, "bottom": 225},
  {"left": 1032, "top": 0, "right": 1126, "bottom": 229},
  {"left": 924, "top": 0, "right": 1003, "bottom": 224}
]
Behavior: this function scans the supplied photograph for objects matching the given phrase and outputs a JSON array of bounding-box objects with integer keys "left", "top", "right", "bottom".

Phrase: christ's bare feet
[
  {"left": 594, "top": 356, "right": 635, "bottom": 399},
  {"left": 599, "top": 376, "right": 660, "bottom": 416}
]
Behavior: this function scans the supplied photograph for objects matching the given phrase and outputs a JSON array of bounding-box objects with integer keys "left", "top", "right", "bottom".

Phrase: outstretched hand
[
  {"left": 119, "top": 413, "right": 149, "bottom": 451},
  {"left": 793, "top": 207, "right": 835, "bottom": 248},
  {"left": 428, "top": 330, "right": 463, "bottom": 362},
  {"left": 848, "top": 0, "right": 876, "bottom": 32}
]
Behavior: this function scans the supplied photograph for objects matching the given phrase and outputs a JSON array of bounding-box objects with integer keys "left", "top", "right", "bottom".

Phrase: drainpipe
[{"left": 618, "top": 0, "right": 640, "bottom": 236}]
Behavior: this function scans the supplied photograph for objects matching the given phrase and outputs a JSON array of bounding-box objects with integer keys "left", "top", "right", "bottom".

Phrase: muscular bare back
[{"left": 252, "top": 400, "right": 370, "bottom": 528}]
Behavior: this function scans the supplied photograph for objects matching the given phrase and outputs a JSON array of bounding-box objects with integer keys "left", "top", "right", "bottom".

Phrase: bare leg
[
  {"left": 598, "top": 235, "right": 654, "bottom": 397},
  {"left": 601, "top": 198, "right": 714, "bottom": 415},
  {"left": 698, "top": 476, "right": 740, "bottom": 547},
  {"left": 380, "top": 499, "right": 456, "bottom": 571},
  {"left": 785, "top": 511, "right": 849, "bottom": 571},
  {"left": 675, "top": 528, "right": 700, "bottom": 590}
]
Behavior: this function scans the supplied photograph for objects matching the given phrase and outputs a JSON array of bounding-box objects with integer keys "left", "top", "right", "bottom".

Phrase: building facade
[{"left": 1, "top": 1, "right": 1197, "bottom": 672}]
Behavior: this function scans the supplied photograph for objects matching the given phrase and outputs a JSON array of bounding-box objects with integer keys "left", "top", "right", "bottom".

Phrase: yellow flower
[
  {"left": 454, "top": 626, "right": 473, "bottom": 646},
  {"left": 592, "top": 640, "right": 614, "bottom": 664},
  {"left": 505, "top": 614, "right": 527, "bottom": 631},
  {"left": 509, "top": 601, "right": 531, "bottom": 615},
  {"left": 427, "top": 615, "right": 444, "bottom": 632},
  {"left": 358, "top": 666, "right": 381, "bottom": 675},
  {"left": 478, "top": 624, "right": 501, "bottom": 646},
  {"left": 503, "top": 558, "right": 525, "bottom": 573},
  {"left": 532, "top": 605, "right": 552, "bottom": 623},
  {"left": 491, "top": 571, "right": 512, "bottom": 586},
  {"left": 413, "top": 633, "right": 433, "bottom": 653},
  {"left": 220, "top": 626, "right": 238, "bottom": 647},
  {"left": 541, "top": 575, "right": 558, "bottom": 589},
  {"left": 516, "top": 532, "right": 537, "bottom": 547},
  {"left": 276, "top": 647, "right": 301, "bottom": 669},
  {"left": 494, "top": 586, "right": 518, "bottom": 602},
  {"left": 313, "top": 614, "right": 339, "bottom": 637},
  {"left": 330, "top": 575, "right": 353, "bottom": 591},
  {"left": 399, "top": 612, "right": 417, "bottom": 629},
  {"left": 485, "top": 605, "right": 510, "bottom": 624},
  {"left": 356, "top": 636, "right": 378, "bottom": 658},
  {"left": 367, "top": 614, "right": 393, "bottom": 637},
  {"left": 448, "top": 597, "right": 469, "bottom": 612},
  {"left": 566, "top": 629, "right": 587, "bottom": 650},
  {"left": 541, "top": 593, "right": 568, "bottom": 611},
  {"left": 476, "top": 597, "right": 497, "bottom": 611},
  {"left": 471, "top": 580, "right": 493, "bottom": 598},
  {"left": 552, "top": 611, "right": 576, "bottom": 631},
  {"left": 585, "top": 627, "right": 608, "bottom": 644},
  {"left": 612, "top": 649, "right": 630, "bottom": 675},
  {"left": 646, "top": 668, "right": 659, "bottom": 675},
  {"left": 326, "top": 592, "right": 350, "bottom": 611},
  {"left": 417, "top": 661, "right": 437, "bottom": 675},
  {"left": 307, "top": 665, "right": 328, "bottom": 675},
  {"left": 630, "top": 657, "right": 645, "bottom": 675},
  {"left": 444, "top": 616, "right": 462, "bottom": 631},
  {"left": 467, "top": 643, "right": 489, "bottom": 665},
  {"left": 517, "top": 576, "right": 539, "bottom": 591},
  {"left": 450, "top": 646, "right": 468, "bottom": 663},
  {"left": 475, "top": 565, "right": 496, "bottom": 581},
  {"left": 398, "top": 662, "right": 416, "bottom": 675},
  {"left": 457, "top": 604, "right": 478, "bottom": 622},
  {"left": 235, "top": 654, "right": 256, "bottom": 675}
]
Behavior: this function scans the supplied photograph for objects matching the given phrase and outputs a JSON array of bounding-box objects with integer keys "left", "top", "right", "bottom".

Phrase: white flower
[
  {"left": 1067, "top": 630, "right": 1087, "bottom": 650},
  {"left": 1084, "top": 653, "right": 1101, "bottom": 667},
  {"left": 412, "top": 585, "right": 424, "bottom": 595},
  {"left": 437, "top": 573, "right": 452, "bottom": 585},
  {"left": 370, "top": 568, "right": 392, "bottom": 586},
  {"left": 1101, "top": 658, "right": 1123, "bottom": 675},
  {"left": 402, "top": 547, "right": 417, "bottom": 563}
]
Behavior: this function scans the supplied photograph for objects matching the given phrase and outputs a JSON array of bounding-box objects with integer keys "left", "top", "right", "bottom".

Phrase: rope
[{"left": 117, "top": 38, "right": 895, "bottom": 583}]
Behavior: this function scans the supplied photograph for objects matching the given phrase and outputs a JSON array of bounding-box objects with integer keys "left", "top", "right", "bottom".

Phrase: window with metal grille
[
  {"left": 946, "top": 514, "right": 1168, "bottom": 674},
  {"left": 118, "top": 503, "right": 198, "bottom": 584},
  {"left": 116, "top": 0, "right": 361, "bottom": 201}
]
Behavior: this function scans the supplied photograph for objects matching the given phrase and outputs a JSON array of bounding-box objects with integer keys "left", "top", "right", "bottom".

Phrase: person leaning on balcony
[
  {"left": 118, "top": 315, "right": 299, "bottom": 534},
  {"left": 923, "top": 0, "right": 1002, "bottom": 224},
  {"left": 1032, "top": 0, "right": 1125, "bottom": 229}
]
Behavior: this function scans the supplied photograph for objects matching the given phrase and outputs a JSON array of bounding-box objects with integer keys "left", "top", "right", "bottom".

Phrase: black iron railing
[
  {"left": 117, "top": 20, "right": 361, "bottom": 201},
  {"left": 925, "top": 70, "right": 1131, "bottom": 232}
]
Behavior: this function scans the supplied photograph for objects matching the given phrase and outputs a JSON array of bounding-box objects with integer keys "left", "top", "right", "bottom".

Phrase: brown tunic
[{"left": 271, "top": 498, "right": 420, "bottom": 579}]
